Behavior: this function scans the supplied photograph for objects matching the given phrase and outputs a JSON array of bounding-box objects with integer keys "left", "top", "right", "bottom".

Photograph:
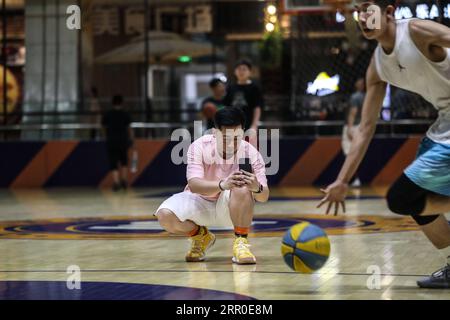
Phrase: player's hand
[
  {"left": 316, "top": 180, "right": 348, "bottom": 215},
  {"left": 221, "top": 172, "right": 245, "bottom": 190},
  {"left": 240, "top": 170, "right": 260, "bottom": 192}
]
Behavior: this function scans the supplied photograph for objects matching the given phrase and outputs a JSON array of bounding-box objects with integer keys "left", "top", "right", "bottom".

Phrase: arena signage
[{"left": 395, "top": 3, "right": 450, "bottom": 20}]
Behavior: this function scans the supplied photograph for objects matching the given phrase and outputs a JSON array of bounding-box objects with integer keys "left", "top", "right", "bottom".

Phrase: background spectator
[{"left": 101, "top": 95, "right": 134, "bottom": 192}]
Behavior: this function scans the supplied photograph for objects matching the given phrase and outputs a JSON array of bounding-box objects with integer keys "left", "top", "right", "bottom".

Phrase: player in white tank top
[
  {"left": 317, "top": 0, "right": 450, "bottom": 288},
  {"left": 373, "top": 18, "right": 450, "bottom": 144}
]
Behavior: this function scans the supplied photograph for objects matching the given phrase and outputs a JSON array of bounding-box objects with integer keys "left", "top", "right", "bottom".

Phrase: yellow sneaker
[
  {"left": 232, "top": 237, "right": 256, "bottom": 265},
  {"left": 185, "top": 227, "right": 216, "bottom": 262}
]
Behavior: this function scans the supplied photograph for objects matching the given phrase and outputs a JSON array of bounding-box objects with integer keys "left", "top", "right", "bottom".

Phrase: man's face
[
  {"left": 354, "top": 1, "right": 389, "bottom": 40},
  {"left": 234, "top": 65, "right": 251, "bottom": 82},
  {"left": 216, "top": 125, "right": 244, "bottom": 159},
  {"left": 211, "top": 82, "right": 226, "bottom": 98}
]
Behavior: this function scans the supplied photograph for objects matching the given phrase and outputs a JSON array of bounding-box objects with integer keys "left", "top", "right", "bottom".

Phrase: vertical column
[{"left": 23, "top": 0, "right": 79, "bottom": 140}]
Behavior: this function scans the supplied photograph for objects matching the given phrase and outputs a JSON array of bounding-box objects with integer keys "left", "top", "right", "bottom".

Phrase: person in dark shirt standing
[
  {"left": 201, "top": 78, "right": 226, "bottom": 130},
  {"left": 342, "top": 78, "right": 365, "bottom": 187},
  {"left": 101, "top": 95, "right": 134, "bottom": 192},
  {"left": 223, "top": 59, "right": 264, "bottom": 147}
]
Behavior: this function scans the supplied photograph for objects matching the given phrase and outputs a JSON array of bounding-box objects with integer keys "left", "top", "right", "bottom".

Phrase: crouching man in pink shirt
[{"left": 155, "top": 107, "right": 269, "bottom": 264}]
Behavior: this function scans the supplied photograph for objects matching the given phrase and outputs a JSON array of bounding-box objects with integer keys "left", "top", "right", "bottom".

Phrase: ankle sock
[
  {"left": 188, "top": 226, "right": 200, "bottom": 237},
  {"left": 234, "top": 226, "right": 249, "bottom": 238}
]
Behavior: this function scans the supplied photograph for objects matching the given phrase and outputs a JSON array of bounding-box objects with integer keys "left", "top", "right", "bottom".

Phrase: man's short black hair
[
  {"left": 234, "top": 59, "right": 252, "bottom": 70},
  {"left": 372, "top": 0, "right": 396, "bottom": 9},
  {"left": 209, "top": 78, "right": 225, "bottom": 88},
  {"left": 214, "top": 106, "right": 246, "bottom": 130},
  {"left": 112, "top": 95, "right": 123, "bottom": 106}
]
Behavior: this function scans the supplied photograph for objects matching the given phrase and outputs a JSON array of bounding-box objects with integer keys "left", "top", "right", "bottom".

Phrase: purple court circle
[
  {"left": 0, "top": 281, "right": 255, "bottom": 300},
  {"left": 6, "top": 217, "right": 368, "bottom": 235}
]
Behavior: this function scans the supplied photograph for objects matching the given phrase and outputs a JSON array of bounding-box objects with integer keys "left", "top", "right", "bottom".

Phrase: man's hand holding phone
[
  {"left": 220, "top": 172, "right": 246, "bottom": 190},
  {"left": 240, "top": 170, "right": 260, "bottom": 192}
]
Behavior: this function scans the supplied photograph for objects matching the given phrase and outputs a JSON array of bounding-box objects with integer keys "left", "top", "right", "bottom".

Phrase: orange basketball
[{"left": 202, "top": 103, "right": 217, "bottom": 119}]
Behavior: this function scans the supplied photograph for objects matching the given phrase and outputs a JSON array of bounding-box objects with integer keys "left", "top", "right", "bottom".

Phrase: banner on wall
[
  {"left": 92, "top": 4, "right": 213, "bottom": 36},
  {"left": 395, "top": 0, "right": 450, "bottom": 23}
]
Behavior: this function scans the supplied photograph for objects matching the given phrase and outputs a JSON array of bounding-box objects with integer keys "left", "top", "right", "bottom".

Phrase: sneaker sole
[
  {"left": 417, "top": 281, "right": 450, "bottom": 289},
  {"left": 232, "top": 256, "right": 256, "bottom": 265},
  {"left": 185, "top": 234, "right": 216, "bottom": 263}
]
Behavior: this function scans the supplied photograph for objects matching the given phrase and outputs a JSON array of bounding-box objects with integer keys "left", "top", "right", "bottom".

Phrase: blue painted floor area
[{"left": 0, "top": 281, "right": 255, "bottom": 300}]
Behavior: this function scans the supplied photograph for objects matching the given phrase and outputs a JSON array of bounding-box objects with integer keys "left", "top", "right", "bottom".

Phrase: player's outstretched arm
[
  {"left": 317, "top": 57, "right": 386, "bottom": 215},
  {"left": 336, "top": 57, "right": 386, "bottom": 186},
  {"left": 409, "top": 18, "right": 450, "bottom": 49}
]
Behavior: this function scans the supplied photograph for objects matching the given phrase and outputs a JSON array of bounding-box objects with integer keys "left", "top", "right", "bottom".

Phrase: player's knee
[
  {"left": 386, "top": 184, "right": 409, "bottom": 215},
  {"left": 386, "top": 174, "right": 427, "bottom": 216},
  {"left": 231, "top": 186, "right": 253, "bottom": 203},
  {"left": 156, "top": 209, "right": 178, "bottom": 232},
  {"left": 386, "top": 180, "right": 439, "bottom": 226}
]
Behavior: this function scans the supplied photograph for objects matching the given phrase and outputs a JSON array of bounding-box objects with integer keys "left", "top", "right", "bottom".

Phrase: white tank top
[{"left": 374, "top": 18, "right": 450, "bottom": 145}]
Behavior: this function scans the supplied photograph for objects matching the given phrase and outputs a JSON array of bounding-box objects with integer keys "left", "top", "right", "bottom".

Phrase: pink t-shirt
[{"left": 186, "top": 134, "right": 268, "bottom": 201}]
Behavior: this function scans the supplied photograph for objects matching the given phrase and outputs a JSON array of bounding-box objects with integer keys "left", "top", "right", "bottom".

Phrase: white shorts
[{"left": 155, "top": 191, "right": 234, "bottom": 228}]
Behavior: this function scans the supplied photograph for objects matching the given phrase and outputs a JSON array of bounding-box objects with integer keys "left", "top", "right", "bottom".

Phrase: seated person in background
[{"left": 155, "top": 107, "right": 269, "bottom": 264}]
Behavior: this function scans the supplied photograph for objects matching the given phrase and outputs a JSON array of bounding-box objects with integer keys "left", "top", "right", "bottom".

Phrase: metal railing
[{"left": 0, "top": 119, "right": 434, "bottom": 141}]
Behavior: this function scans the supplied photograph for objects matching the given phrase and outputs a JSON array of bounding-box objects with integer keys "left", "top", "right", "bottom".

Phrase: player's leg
[
  {"left": 118, "top": 146, "right": 129, "bottom": 189},
  {"left": 402, "top": 137, "right": 450, "bottom": 215},
  {"left": 119, "top": 165, "right": 128, "bottom": 189},
  {"left": 423, "top": 194, "right": 450, "bottom": 215},
  {"left": 387, "top": 174, "right": 450, "bottom": 288},
  {"left": 228, "top": 187, "right": 257, "bottom": 264},
  {"left": 420, "top": 215, "right": 450, "bottom": 249},
  {"left": 155, "top": 192, "right": 216, "bottom": 262},
  {"left": 229, "top": 186, "right": 254, "bottom": 229},
  {"left": 156, "top": 208, "right": 199, "bottom": 234},
  {"left": 107, "top": 146, "right": 121, "bottom": 191},
  {"left": 111, "top": 166, "right": 119, "bottom": 183},
  {"left": 390, "top": 177, "right": 450, "bottom": 216}
]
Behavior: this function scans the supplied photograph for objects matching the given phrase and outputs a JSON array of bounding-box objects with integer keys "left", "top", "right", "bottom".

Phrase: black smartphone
[{"left": 238, "top": 158, "right": 253, "bottom": 173}]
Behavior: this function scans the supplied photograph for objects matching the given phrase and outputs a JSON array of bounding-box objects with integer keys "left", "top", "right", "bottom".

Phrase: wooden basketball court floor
[{"left": 0, "top": 186, "right": 449, "bottom": 300}]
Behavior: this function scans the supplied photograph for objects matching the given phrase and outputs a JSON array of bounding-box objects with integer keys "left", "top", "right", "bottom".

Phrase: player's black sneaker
[
  {"left": 112, "top": 183, "right": 121, "bottom": 192},
  {"left": 120, "top": 180, "right": 128, "bottom": 190},
  {"left": 417, "top": 264, "right": 450, "bottom": 289}
]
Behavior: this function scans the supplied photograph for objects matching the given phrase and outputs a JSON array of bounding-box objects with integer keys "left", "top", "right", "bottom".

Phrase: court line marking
[{"left": 0, "top": 269, "right": 428, "bottom": 277}]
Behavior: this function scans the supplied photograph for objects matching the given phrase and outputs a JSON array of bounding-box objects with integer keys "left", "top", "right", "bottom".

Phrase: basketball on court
[{"left": 281, "top": 222, "right": 330, "bottom": 273}]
